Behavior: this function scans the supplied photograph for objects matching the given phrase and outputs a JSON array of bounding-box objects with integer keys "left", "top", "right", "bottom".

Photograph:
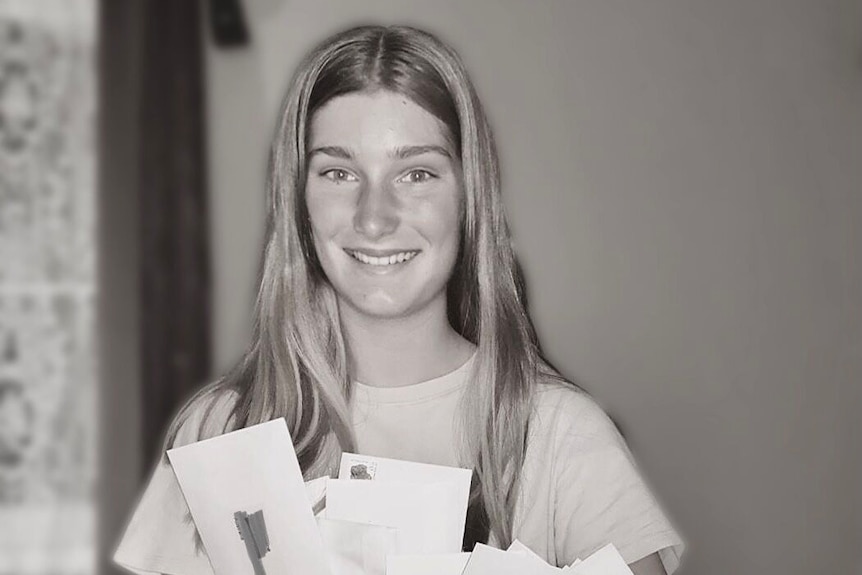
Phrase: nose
[{"left": 353, "top": 181, "right": 400, "bottom": 239}]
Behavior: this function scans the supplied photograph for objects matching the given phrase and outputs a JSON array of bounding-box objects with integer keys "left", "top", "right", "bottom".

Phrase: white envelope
[
  {"left": 316, "top": 517, "right": 398, "bottom": 575},
  {"left": 167, "top": 419, "right": 331, "bottom": 575},
  {"left": 336, "top": 453, "right": 472, "bottom": 553},
  {"left": 306, "top": 476, "right": 329, "bottom": 517},
  {"left": 508, "top": 539, "right": 554, "bottom": 568},
  {"left": 462, "top": 544, "right": 562, "bottom": 574},
  {"left": 565, "top": 544, "right": 632, "bottom": 575},
  {"left": 338, "top": 453, "right": 473, "bottom": 488},
  {"left": 325, "top": 478, "right": 465, "bottom": 554},
  {"left": 386, "top": 552, "right": 471, "bottom": 575},
  {"left": 508, "top": 540, "right": 584, "bottom": 569}
]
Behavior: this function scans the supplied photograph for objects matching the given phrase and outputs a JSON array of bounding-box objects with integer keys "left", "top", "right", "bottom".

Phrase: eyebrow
[
  {"left": 308, "top": 145, "right": 353, "bottom": 160},
  {"left": 307, "top": 144, "right": 452, "bottom": 161},
  {"left": 390, "top": 145, "right": 451, "bottom": 160}
]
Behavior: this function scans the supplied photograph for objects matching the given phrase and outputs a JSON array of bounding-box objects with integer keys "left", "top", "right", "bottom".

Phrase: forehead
[{"left": 308, "top": 90, "right": 451, "bottom": 152}]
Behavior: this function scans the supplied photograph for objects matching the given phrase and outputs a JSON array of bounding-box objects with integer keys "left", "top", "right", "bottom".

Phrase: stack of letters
[{"left": 168, "top": 419, "right": 634, "bottom": 575}]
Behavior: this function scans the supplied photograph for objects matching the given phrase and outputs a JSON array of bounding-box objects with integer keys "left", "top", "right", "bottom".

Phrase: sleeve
[
  {"left": 552, "top": 394, "right": 685, "bottom": 573},
  {"left": 113, "top": 390, "right": 235, "bottom": 575}
]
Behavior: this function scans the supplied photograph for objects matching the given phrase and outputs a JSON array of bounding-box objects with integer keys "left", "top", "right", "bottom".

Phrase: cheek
[
  {"left": 420, "top": 197, "right": 462, "bottom": 262},
  {"left": 306, "top": 192, "right": 342, "bottom": 243},
  {"left": 304, "top": 198, "right": 339, "bottom": 276},
  {"left": 440, "top": 191, "right": 464, "bottom": 248}
]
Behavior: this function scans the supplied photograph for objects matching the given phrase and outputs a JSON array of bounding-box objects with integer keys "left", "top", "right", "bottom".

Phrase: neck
[{"left": 340, "top": 298, "right": 475, "bottom": 388}]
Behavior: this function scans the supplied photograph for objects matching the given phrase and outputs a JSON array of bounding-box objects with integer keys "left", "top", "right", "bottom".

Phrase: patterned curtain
[{"left": 0, "top": 0, "right": 97, "bottom": 573}]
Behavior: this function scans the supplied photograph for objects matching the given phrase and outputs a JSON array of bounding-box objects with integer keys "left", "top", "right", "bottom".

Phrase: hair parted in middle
[{"left": 168, "top": 24, "right": 563, "bottom": 548}]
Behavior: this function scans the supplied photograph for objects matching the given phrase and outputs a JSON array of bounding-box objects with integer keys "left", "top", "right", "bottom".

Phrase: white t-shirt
[{"left": 114, "top": 356, "right": 684, "bottom": 573}]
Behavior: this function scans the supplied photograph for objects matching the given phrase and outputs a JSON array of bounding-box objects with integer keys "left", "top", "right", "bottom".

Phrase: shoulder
[
  {"left": 530, "top": 376, "right": 625, "bottom": 453},
  {"left": 170, "top": 384, "right": 241, "bottom": 449},
  {"left": 523, "top": 377, "right": 685, "bottom": 571}
]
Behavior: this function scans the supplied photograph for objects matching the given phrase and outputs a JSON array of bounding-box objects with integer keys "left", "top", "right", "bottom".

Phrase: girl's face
[{"left": 305, "top": 90, "right": 462, "bottom": 321}]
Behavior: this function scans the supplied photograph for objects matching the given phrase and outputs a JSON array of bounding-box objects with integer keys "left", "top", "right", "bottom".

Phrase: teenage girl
[{"left": 115, "top": 25, "right": 684, "bottom": 575}]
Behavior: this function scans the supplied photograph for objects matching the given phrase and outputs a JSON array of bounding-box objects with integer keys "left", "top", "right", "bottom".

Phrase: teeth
[{"left": 348, "top": 250, "right": 418, "bottom": 266}]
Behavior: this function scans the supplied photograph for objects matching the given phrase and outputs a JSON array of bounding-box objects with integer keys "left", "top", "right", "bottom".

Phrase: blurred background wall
[{"left": 205, "top": 1, "right": 861, "bottom": 574}]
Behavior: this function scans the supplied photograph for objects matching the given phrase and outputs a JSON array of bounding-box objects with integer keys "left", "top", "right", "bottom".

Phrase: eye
[
  {"left": 321, "top": 168, "right": 358, "bottom": 183},
  {"left": 398, "top": 169, "right": 437, "bottom": 184}
]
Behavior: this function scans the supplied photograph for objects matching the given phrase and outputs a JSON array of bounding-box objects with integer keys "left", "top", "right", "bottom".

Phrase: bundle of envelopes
[{"left": 168, "top": 418, "right": 634, "bottom": 575}]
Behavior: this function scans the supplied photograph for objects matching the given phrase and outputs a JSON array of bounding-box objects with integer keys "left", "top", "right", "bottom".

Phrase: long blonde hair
[{"left": 168, "top": 24, "right": 555, "bottom": 548}]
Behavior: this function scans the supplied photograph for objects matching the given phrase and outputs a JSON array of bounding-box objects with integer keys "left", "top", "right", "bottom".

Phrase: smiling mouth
[{"left": 345, "top": 249, "right": 420, "bottom": 266}]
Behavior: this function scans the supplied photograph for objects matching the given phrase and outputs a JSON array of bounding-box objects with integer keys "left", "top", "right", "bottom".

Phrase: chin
[
  {"left": 340, "top": 287, "right": 444, "bottom": 322},
  {"left": 346, "top": 298, "right": 416, "bottom": 320}
]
